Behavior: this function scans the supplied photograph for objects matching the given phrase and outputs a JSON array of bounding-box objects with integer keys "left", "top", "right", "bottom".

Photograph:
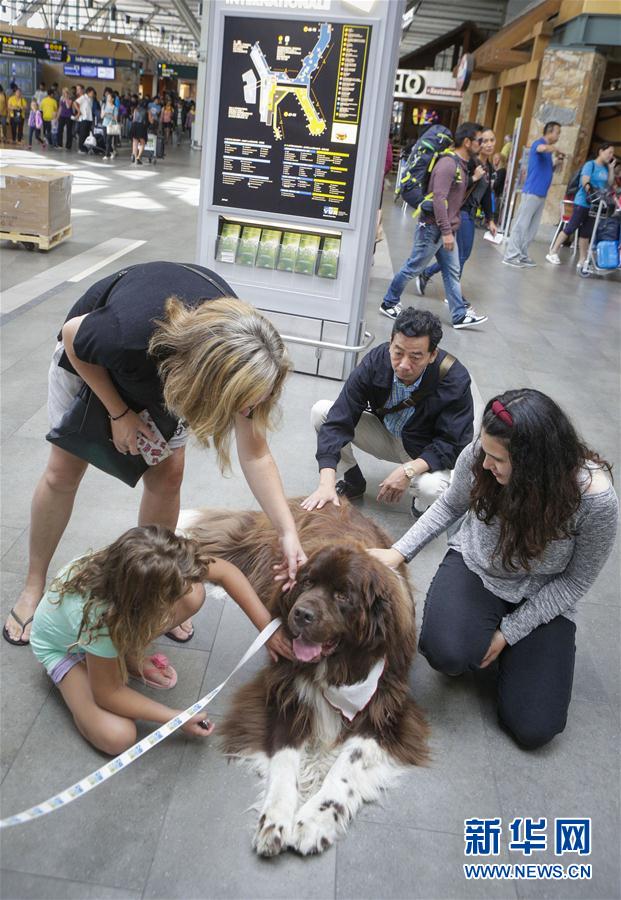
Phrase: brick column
[{"left": 527, "top": 47, "right": 607, "bottom": 225}]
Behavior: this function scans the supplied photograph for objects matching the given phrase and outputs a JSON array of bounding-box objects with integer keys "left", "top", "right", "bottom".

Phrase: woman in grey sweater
[{"left": 370, "top": 389, "right": 618, "bottom": 749}]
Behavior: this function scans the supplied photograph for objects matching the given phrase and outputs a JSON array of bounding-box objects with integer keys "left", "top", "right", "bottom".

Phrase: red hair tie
[{"left": 491, "top": 399, "right": 513, "bottom": 426}]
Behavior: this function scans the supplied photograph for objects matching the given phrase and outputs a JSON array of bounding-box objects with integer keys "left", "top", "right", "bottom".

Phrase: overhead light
[
  {"left": 125, "top": 13, "right": 130, "bottom": 23},
  {"left": 110, "top": 4, "right": 116, "bottom": 20}
]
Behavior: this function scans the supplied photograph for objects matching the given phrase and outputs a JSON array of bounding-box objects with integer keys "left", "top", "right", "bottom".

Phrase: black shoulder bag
[
  {"left": 376, "top": 352, "right": 456, "bottom": 419},
  {"left": 46, "top": 264, "right": 230, "bottom": 488}
]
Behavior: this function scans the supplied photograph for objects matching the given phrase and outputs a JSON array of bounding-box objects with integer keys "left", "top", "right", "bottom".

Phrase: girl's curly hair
[{"left": 52, "top": 525, "right": 213, "bottom": 679}]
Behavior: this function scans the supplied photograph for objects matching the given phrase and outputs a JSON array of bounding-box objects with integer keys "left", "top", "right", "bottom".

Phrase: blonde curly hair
[{"left": 149, "top": 296, "right": 291, "bottom": 471}]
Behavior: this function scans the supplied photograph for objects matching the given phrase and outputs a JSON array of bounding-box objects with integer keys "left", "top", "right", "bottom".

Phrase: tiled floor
[{"left": 1, "top": 142, "right": 619, "bottom": 900}]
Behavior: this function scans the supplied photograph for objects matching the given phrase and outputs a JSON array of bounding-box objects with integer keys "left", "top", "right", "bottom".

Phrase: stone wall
[{"left": 527, "top": 47, "right": 606, "bottom": 224}]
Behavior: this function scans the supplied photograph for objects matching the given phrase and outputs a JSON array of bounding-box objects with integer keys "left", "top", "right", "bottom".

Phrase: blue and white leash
[{"left": 0, "top": 618, "right": 281, "bottom": 829}]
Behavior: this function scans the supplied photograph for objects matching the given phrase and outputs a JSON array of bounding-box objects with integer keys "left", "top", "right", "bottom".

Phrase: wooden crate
[{"left": 0, "top": 224, "right": 72, "bottom": 251}]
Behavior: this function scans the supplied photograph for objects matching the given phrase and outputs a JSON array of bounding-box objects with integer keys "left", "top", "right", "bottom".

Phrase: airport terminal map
[{"left": 213, "top": 17, "right": 371, "bottom": 222}]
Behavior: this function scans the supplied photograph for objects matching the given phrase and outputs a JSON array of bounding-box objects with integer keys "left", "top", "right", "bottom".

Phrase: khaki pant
[{"left": 311, "top": 399, "right": 452, "bottom": 510}]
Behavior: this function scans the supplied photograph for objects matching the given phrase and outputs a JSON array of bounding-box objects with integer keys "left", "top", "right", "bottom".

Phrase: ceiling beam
[
  {"left": 473, "top": 0, "right": 562, "bottom": 56},
  {"left": 13, "top": 0, "right": 45, "bottom": 25},
  {"left": 53, "top": 0, "right": 68, "bottom": 28},
  {"left": 128, "top": 3, "right": 160, "bottom": 37},
  {"left": 86, "top": 0, "right": 116, "bottom": 29},
  {"left": 168, "top": 0, "right": 200, "bottom": 43},
  {"left": 475, "top": 47, "right": 531, "bottom": 72}
]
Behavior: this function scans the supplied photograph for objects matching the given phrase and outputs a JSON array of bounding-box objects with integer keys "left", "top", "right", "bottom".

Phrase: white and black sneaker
[
  {"left": 453, "top": 309, "right": 488, "bottom": 330},
  {"left": 379, "top": 302, "right": 402, "bottom": 320}
]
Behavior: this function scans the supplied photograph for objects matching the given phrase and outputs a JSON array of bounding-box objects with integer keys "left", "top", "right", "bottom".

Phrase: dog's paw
[
  {"left": 252, "top": 812, "right": 291, "bottom": 857},
  {"left": 291, "top": 798, "right": 348, "bottom": 855}
]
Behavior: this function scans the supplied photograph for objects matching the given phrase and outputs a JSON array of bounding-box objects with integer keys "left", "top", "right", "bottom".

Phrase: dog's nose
[{"left": 293, "top": 605, "right": 315, "bottom": 625}]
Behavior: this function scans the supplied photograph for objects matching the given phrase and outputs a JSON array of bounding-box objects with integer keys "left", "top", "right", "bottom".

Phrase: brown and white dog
[{"left": 180, "top": 501, "right": 428, "bottom": 856}]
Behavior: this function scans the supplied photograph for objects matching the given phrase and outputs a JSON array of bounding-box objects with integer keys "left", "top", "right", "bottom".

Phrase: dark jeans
[
  {"left": 58, "top": 117, "right": 73, "bottom": 149},
  {"left": 419, "top": 550, "right": 576, "bottom": 749},
  {"left": 382, "top": 220, "right": 468, "bottom": 323},
  {"left": 77, "top": 119, "right": 92, "bottom": 152},
  {"left": 42, "top": 119, "right": 54, "bottom": 145},
  {"left": 424, "top": 210, "right": 476, "bottom": 299},
  {"left": 28, "top": 126, "right": 45, "bottom": 146},
  {"left": 10, "top": 117, "right": 24, "bottom": 142}
]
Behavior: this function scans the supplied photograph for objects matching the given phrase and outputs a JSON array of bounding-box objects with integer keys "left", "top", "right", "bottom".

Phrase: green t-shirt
[{"left": 30, "top": 561, "right": 118, "bottom": 672}]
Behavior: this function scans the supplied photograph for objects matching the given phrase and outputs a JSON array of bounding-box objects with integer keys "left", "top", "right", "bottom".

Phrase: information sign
[
  {"left": 0, "top": 34, "right": 66, "bottom": 62},
  {"left": 157, "top": 62, "right": 199, "bottom": 80},
  {"left": 212, "top": 17, "right": 371, "bottom": 223}
]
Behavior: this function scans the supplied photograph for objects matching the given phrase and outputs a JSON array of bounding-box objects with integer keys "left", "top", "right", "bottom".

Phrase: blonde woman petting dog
[{"left": 4, "top": 261, "right": 306, "bottom": 647}]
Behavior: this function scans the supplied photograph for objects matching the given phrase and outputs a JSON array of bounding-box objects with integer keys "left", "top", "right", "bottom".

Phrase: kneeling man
[{"left": 303, "top": 307, "right": 473, "bottom": 517}]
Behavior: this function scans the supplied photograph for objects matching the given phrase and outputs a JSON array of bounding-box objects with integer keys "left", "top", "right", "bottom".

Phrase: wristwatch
[{"left": 403, "top": 462, "right": 417, "bottom": 480}]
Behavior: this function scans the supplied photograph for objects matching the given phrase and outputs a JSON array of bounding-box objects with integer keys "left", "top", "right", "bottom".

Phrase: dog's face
[{"left": 279, "top": 546, "right": 398, "bottom": 664}]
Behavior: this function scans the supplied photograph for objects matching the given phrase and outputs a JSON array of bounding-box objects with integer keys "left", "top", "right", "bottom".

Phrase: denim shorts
[{"left": 47, "top": 342, "right": 189, "bottom": 450}]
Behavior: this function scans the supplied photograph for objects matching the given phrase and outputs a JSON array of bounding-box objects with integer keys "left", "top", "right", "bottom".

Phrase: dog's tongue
[{"left": 293, "top": 636, "right": 322, "bottom": 662}]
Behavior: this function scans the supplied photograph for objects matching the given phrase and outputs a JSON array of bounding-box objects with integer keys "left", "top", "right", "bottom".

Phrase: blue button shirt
[
  {"left": 383, "top": 369, "right": 426, "bottom": 438},
  {"left": 523, "top": 138, "right": 554, "bottom": 198}
]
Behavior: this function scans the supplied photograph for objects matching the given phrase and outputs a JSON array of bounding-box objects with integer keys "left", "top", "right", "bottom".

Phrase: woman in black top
[{"left": 4, "top": 261, "right": 306, "bottom": 648}]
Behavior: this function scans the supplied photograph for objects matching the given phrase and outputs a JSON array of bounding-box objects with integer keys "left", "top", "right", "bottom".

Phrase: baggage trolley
[
  {"left": 583, "top": 195, "right": 621, "bottom": 276},
  {"left": 143, "top": 132, "right": 165, "bottom": 165}
]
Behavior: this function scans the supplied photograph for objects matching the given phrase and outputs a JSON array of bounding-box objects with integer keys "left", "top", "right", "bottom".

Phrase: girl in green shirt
[{"left": 30, "top": 525, "right": 292, "bottom": 755}]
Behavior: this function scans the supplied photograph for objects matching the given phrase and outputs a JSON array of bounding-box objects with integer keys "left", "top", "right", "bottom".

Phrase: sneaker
[
  {"left": 102, "top": 155, "right": 110, "bottom": 160},
  {"left": 502, "top": 257, "right": 524, "bottom": 268},
  {"left": 415, "top": 273, "right": 428, "bottom": 296},
  {"left": 444, "top": 297, "right": 472, "bottom": 309},
  {"left": 379, "top": 302, "right": 402, "bottom": 320},
  {"left": 136, "top": 157, "right": 143, "bottom": 165},
  {"left": 520, "top": 257, "right": 537, "bottom": 267},
  {"left": 78, "top": 150, "right": 87, "bottom": 155},
  {"left": 545, "top": 253, "right": 561, "bottom": 265},
  {"left": 453, "top": 310, "right": 488, "bottom": 330},
  {"left": 335, "top": 478, "right": 367, "bottom": 500},
  {"left": 411, "top": 498, "right": 424, "bottom": 520},
  {"left": 131, "top": 154, "right": 135, "bottom": 163}
]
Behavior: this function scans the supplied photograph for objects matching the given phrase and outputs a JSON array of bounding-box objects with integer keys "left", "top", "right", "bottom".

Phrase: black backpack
[
  {"left": 397, "top": 124, "right": 454, "bottom": 211},
  {"left": 565, "top": 160, "right": 595, "bottom": 199}
]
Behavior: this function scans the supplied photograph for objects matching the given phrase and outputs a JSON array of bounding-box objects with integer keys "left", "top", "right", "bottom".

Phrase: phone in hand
[{"left": 136, "top": 411, "right": 172, "bottom": 466}]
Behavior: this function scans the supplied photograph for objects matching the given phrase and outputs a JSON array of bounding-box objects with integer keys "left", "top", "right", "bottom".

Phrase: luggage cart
[{"left": 583, "top": 195, "right": 621, "bottom": 276}]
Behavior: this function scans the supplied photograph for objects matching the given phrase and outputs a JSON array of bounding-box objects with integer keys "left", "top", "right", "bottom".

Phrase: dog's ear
[{"left": 355, "top": 559, "right": 393, "bottom": 646}]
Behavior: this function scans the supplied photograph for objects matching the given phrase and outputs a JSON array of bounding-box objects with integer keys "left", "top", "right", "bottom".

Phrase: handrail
[{"left": 280, "top": 330, "right": 374, "bottom": 354}]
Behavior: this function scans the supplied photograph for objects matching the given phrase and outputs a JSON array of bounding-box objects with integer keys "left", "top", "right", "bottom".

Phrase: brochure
[
  {"left": 317, "top": 236, "right": 341, "bottom": 279},
  {"left": 236, "top": 226, "right": 262, "bottom": 266},
  {"left": 217, "top": 222, "right": 241, "bottom": 263},
  {"left": 277, "top": 231, "right": 302, "bottom": 272},
  {"left": 256, "top": 228, "right": 282, "bottom": 269},
  {"left": 294, "top": 233, "right": 321, "bottom": 275}
]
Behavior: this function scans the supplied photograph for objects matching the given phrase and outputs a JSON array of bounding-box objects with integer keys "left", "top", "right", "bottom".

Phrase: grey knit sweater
[{"left": 393, "top": 442, "right": 619, "bottom": 645}]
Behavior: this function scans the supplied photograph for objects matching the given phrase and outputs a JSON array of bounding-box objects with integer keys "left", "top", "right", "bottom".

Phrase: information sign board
[
  {"left": 212, "top": 17, "right": 371, "bottom": 223},
  {"left": 0, "top": 34, "right": 66, "bottom": 62}
]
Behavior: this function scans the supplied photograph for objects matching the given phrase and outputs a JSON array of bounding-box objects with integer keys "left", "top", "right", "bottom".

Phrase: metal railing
[{"left": 280, "top": 330, "right": 375, "bottom": 356}]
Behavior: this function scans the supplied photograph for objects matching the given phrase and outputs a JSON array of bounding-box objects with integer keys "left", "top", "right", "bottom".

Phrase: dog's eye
[{"left": 334, "top": 591, "right": 351, "bottom": 607}]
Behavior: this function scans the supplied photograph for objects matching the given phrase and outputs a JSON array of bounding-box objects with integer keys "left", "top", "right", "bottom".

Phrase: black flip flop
[
  {"left": 165, "top": 625, "right": 195, "bottom": 644},
  {"left": 2, "top": 608, "right": 34, "bottom": 646}
]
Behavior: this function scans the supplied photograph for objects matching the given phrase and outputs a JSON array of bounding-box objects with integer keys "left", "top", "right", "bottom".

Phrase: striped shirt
[{"left": 383, "top": 369, "right": 426, "bottom": 438}]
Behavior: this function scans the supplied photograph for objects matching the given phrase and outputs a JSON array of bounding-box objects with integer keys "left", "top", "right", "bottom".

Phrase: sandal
[
  {"left": 130, "top": 653, "right": 178, "bottom": 690},
  {"left": 2, "top": 608, "right": 34, "bottom": 646},
  {"left": 165, "top": 624, "right": 195, "bottom": 644}
]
